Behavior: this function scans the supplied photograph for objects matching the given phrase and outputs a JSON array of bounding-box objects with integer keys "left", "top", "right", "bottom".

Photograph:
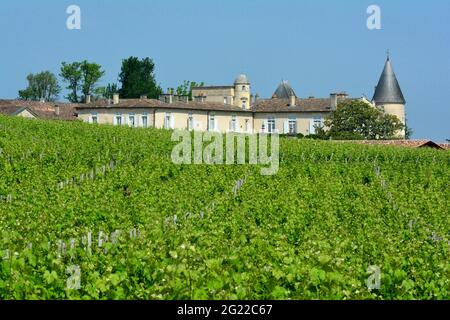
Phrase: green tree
[
  {"left": 118, "top": 57, "right": 162, "bottom": 99},
  {"left": 320, "top": 100, "right": 405, "bottom": 140},
  {"left": 18, "top": 71, "right": 61, "bottom": 102},
  {"left": 94, "top": 83, "right": 119, "bottom": 100},
  {"left": 175, "top": 80, "right": 205, "bottom": 100},
  {"left": 60, "top": 61, "right": 105, "bottom": 103},
  {"left": 60, "top": 62, "right": 82, "bottom": 103}
]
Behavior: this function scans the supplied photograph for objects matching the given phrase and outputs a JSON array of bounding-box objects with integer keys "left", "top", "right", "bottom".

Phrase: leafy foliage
[
  {"left": 118, "top": 57, "right": 162, "bottom": 99},
  {"left": 0, "top": 116, "right": 448, "bottom": 300},
  {"left": 94, "top": 84, "right": 119, "bottom": 100},
  {"left": 321, "top": 100, "right": 405, "bottom": 140},
  {"left": 18, "top": 71, "right": 61, "bottom": 102},
  {"left": 175, "top": 81, "right": 205, "bottom": 100},
  {"left": 60, "top": 61, "right": 105, "bottom": 103}
]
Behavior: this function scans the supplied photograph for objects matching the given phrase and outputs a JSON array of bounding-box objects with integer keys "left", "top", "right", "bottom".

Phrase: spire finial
[{"left": 386, "top": 49, "right": 390, "bottom": 61}]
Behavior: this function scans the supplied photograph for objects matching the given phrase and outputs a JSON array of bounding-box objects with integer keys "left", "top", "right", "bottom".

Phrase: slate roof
[
  {"left": 272, "top": 81, "right": 296, "bottom": 99},
  {"left": 373, "top": 57, "right": 406, "bottom": 104}
]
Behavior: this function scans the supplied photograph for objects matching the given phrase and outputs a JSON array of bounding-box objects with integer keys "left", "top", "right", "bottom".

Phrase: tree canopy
[
  {"left": 175, "top": 81, "right": 205, "bottom": 100},
  {"left": 319, "top": 100, "right": 405, "bottom": 140},
  {"left": 18, "top": 71, "right": 60, "bottom": 102},
  {"left": 94, "top": 83, "right": 119, "bottom": 100},
  {"left": 60, "top": 61, "right": 105, "bottom": 103},
  {"left": 118, "top": 57, "right": 162, "bottom": 99}
]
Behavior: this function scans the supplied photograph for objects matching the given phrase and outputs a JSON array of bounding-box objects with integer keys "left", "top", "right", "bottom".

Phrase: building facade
[{"left": 76, "top": 56, "right": 406, "bottom": 137}]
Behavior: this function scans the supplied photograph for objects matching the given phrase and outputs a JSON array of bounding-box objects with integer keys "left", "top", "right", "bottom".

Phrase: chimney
[
  {"left": 166, "top": 88, "right": 173, "bottom": 104},
  {"left": 55, "top": 105, "right": 60, "bottom": 116},
  {"left": 289, "top": 93, "right": 296, "bottom": 107},
  {"left": 85, "top": 94, "right": 91, "bottom": 104},
  {"left": 113, "top": 93, "right": 119, "bottom": 105},
  {"left": 140, "top": 95, "right": 147, "bottom": 100},
  {"left": 330, "top": 93, "right": 338, "bottom": 110}
]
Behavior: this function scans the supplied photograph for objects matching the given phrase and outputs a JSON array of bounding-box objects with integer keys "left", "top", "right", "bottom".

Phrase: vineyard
[{"left": 0, "top": 115, "right": 448, "bottom": 300}]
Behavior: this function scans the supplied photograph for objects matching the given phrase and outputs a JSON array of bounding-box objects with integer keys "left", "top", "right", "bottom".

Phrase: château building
[
  {"left": 75, "top": 55, "right": 406, "bottom": 137},
  {"left": 0, "top": 55, "right": 406, "bottom": 138}
]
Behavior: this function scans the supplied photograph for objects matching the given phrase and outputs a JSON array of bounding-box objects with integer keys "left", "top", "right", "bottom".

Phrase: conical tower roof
[
  {"left": 273, "top": 81, "right": 296, "bottom": 99},
  {"left": 373, "top": 56, "right": 406, "bottom": 104}
]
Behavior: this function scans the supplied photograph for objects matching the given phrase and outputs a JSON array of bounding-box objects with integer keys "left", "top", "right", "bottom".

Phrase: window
[
  {"left": 224, "top": 97, "right": 228, "bottom": 104},
  {"left": 129, "top": 114, "right": 135, "bottom": 127},
  {"left": 142, "top": 113, "right": 148, "bottom": 128},
  {"left": 230, "top": 115, "right": 237, "bottom": 132},
  {"left": 310, "top": 117, "right": 324, "bottom": 134},
  {"left": 115, "top": 113, "right": 122, "bottom": 126},
  {"left": 242, "top": 100, "right": 247, "bottom": 109},
  {"left": 267, "top": 117, "right": 276, "bottom": 133},
  {"left": 188, "top": 113, "right": 194, "bottom": 130},
  {"left": 245, "top": 119, "right": 250, "bottom": 132},
  {"left": 288, "top": 118, "right": 297, "bottom": 134},
  {"left": 209, "top": 113, "right": 216, "bottom": 131},
  {"left": 91, "top": 113, "right": 98, "bottom": 124},
  {"left": 165, "top": 113, "right": 172, "bottom": 129},
  {"left": 242, "top": 86, "right": 246, "bottom": 91},
  {"left": 314, "top": 117, "right": 324, "bottom": 129}
]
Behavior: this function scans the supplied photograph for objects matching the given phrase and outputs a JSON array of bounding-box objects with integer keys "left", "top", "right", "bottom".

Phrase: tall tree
[
  {"left": 60, "top": 60, "right": 105, "bottom": 103},
  {"left": 320, "top": 100, "right": 405, "bottom": 140},
  {"left": 118, "top": 57, "right": 162, "bottom": 99},
  {"left": 60, "top": 62, "right": 82, "bottom": 103},
  {"left": 18, "top": 71, "right": 61, "bottom": 102},
  {"left": 80, "top": 61, "right": 105, "bottom": 101}
]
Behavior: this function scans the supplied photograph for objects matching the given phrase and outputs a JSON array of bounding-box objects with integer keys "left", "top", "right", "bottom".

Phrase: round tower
[
  {"left": 234, "top": 74, "right": 251, "bottom": 109},
  {"left": 372, "top": 54, "right": 406, "bottom": 137}
]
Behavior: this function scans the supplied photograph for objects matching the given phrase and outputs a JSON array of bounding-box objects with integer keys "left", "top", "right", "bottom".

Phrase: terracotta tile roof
[
  {"left": 80, "top": 98, "right": 162, "bottom": 108},
  {"left": 76, "top": 98, "right": 253, "bottom": 113},
  {"left": 439, "top": 143, "right": 450, "bottom": 150},
  {"left": 0, "top": 105, "right": 26, "bottom": 116},
  {"left": 76, "top": 97, "right": 347, "bottom": 113},
  {"left": 253, "top": 98, "right": 333, "bottom": 112},
  {"left": 0, "top": 100, "right": 78, "bottom": 120},
  {"left": 192, "top": 86, "right": 234, "bottom": 90},
  {"left": 341, "top": 140, "right": 445, "bottom": 150}
]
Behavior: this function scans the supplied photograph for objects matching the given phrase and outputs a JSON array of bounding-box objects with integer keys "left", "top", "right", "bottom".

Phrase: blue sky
[{"left": 0, "top": 0, "right": 449, "bottom": 141}]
